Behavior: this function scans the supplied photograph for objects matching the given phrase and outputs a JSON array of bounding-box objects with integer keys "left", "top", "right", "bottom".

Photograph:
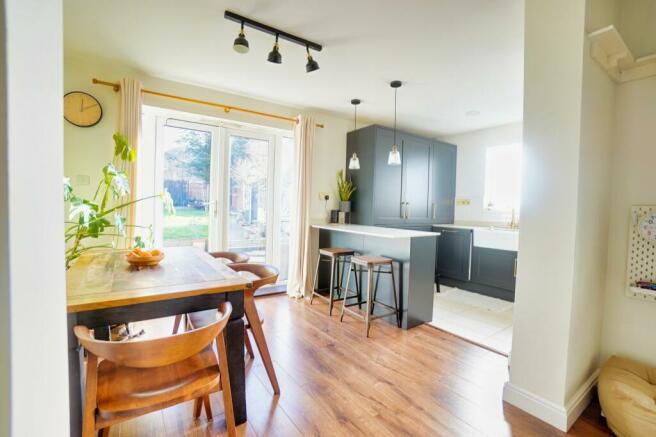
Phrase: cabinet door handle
[
  {"left": 432, "top": 202, "right": 436, "bottom": 220},
  {"left": 400, "top": 202, "right": 405, "bottom": 219},
  {"left": 513, "top": 257, "right": 518, "bottom": 278},
  {"left": 406, "top": 202, "right": 410, "bottom": 219}
]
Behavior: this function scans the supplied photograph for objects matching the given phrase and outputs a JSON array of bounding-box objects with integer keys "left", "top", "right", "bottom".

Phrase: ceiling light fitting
[
  {"left": 388, "top": 81, "right": 402, "bottom": 166},
  {"left": 233, "top": 22, "right": 249, "bottom": 54},
  {"left": 225, "top": 10, "right": 322, "bottom": 72},
  {"left": 349, "top": 98, "right": 361, "bottom": 170},
  {"left": 268, "top": 34, "right": 282, "bottom": 64}
]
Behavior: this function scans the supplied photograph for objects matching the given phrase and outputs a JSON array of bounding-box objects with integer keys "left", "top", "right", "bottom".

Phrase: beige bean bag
[{"left": 598, "top": 356, "right": 656, "bottom": 437}]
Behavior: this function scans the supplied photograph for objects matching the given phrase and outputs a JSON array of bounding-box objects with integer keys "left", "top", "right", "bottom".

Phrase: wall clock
[
  {"left": 639, "top": 211, "right": 656, "bottom": 242},
  {"left": 64, "top": 91, "right": 102, "bottom": 127}
]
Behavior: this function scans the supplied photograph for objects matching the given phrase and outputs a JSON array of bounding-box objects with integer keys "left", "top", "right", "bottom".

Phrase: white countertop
[{"left": 312, "top": 223, "right": 439, "bottom": 239}]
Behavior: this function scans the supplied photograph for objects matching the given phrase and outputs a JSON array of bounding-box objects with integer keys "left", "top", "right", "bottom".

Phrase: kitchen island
[{"left": 312, "top": 223, "right": 438, "bottom": 329}]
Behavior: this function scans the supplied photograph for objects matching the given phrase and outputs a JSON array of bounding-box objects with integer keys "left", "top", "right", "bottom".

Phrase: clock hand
[
  {"left": 80, "top": 96, "right": 84, "bottom": 112},
  {"left": 81, "top": 103, "right": 98, "bottom": 111}
]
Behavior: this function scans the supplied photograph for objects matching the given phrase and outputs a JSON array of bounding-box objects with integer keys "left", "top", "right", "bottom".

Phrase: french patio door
[{"left": 152, "top": 116, "right": 293, "bottom": 280}]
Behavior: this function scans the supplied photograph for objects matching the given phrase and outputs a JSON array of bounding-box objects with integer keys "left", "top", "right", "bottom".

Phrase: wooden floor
[{"left": 107, "top": 295, "right": 612, "bottom": 436}]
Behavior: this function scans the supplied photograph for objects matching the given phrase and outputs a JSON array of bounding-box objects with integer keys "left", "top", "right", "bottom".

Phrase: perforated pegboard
[{"left": 626, "top": 205, "right": 656, "bottom": 302}]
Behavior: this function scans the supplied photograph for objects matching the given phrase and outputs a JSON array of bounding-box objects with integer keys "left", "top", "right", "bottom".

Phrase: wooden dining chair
[
  {"left": 209, "top": 251, "right": 250, "bottom": 264},
  {"left": 172, "top": 251, "right": 249, "bottom": 334},
  {"left": 75, "top": 303, "right": 236, "bottom": 437},
  {"left": 188, "top": 263, "right": 281, "bottom": 395}
]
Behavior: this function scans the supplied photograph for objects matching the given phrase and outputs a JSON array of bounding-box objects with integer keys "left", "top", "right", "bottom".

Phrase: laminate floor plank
[{"left": 108, "top": 295, "right": 612, "bottom": 437}]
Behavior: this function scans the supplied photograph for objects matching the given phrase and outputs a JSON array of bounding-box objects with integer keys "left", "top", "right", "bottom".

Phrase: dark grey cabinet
[
  {"left": 434, "top": 227, "right": 472, "bottom": 282},
  {"left": 432, "top": 143, "right": 457, "bottom": 224},
  {"left": 471, "top": 247, "right": 517, "bottom": 292},
  {"left": 346, "top": 125, "right": 456, "bottom": 227},
  {"left": 402, "top": 134, "right": 432, "bottom": 223}
]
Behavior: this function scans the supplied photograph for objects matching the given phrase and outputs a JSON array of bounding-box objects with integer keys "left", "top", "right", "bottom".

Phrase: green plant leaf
[
  {"left": 69, "top": 198, "right": 98, "bottom": 226},
  {"left": 111, "top": 171, "right": 130, "bottom": 198},
  {"left": 63, "top": 177, "right": 73, "bottom": 201}
]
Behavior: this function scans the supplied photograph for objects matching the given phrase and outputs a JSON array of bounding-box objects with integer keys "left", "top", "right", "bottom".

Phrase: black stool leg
[
  {"left": 310, "top": 253, "right": 322, "bottom": 305},
  {"left": 340, "top": 262, "right": 354, "bottom": 323},
  {"left": 390, "top": 263, "right": 401, "bottom": 328},
  {"left": 328, "top": 256, "right": 336, "bottom": 316},
  {"left": 353, "top": 261, "right": 362, "bottom": 309}
]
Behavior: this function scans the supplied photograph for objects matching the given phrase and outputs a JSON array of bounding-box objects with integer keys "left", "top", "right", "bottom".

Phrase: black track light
[
  {"left": 233, "top": 22, "right": 249, "bottom": 54},
  {"left": 305, "top": 46, "right": 319, "bottom": 73},
  {"left": 267, "top": 34, "right": 282, "bottom": 64}
]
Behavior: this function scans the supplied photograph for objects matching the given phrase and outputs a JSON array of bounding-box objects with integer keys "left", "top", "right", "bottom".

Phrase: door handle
[
  {"left": 432, "top": 202, "right": 436, "bottom": 220},
  {"left": 513, "top": 257, "right": 518, "bottom": 278},
  {"left": 400, "top": 201, "right": 405, "bottom": 219},
  {"left": 405, "top": 202, "right": 410, "bottom": 219}
]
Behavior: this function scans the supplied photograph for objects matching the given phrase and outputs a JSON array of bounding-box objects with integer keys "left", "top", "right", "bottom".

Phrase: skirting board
[{"left": 502, "top": 369, "right": 600, "bottom": 431}]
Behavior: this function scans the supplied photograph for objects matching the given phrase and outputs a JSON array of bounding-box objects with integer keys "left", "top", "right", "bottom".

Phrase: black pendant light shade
[
  {"left": 233, "top": 23, "right": 249, "bottom": 53},
  {"left": 267, "top": 34, "right": 282, "bottom": 64},
  {"left": 305, "top": 46, "right": 319, "bottom": 72},
  {"left": 349, "top": 99, "right": 361, "bottom": 170}
]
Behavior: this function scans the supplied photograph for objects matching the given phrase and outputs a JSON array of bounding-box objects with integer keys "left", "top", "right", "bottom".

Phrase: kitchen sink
[{"left": 473, "top": 228, "right": 519, "bottom": 251}]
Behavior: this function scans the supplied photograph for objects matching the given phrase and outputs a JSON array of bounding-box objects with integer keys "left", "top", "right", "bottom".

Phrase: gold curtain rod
[{"left": 92, "top": 78, "right": 324, "bottom": 128}]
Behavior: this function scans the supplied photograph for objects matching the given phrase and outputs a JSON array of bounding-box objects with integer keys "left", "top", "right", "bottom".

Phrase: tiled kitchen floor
[{"left": 430, "top": 286, "right": 513, "bottom": 355}]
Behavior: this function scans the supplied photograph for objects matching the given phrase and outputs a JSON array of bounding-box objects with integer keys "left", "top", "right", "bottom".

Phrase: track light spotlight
[
  {"left": 305, "top": 46, "right": 319, "bottom": 73},
  {"left": 267, "top": 34, "right": 282, "bottom": 64},
  {"left": 233, "top": 22, "right": 249, "bottom": 54}
]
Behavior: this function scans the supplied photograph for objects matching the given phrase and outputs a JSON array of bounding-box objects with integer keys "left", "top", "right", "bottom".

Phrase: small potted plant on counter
[{"left": 337, "top": 169, "right": 356, "bottom": 212}]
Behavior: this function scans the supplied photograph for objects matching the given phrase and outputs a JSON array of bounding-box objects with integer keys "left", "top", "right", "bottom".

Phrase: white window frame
[{"left": 483, "top": 143, "right": 523, "bottom": 214}]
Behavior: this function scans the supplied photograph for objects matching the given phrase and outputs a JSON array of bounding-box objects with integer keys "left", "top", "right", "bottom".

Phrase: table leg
[
  {"left": 68, "top": 313, "right": 82, "bottom": 437},
  {"left": 225, "top": 291, "right": 247, "bottom": 425}
]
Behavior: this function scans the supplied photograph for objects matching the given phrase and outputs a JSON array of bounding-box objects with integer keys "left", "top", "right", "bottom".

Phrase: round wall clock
[
  {"left": 64, "top": 91, "right": 102, "bottom": 127},
  {"left": 639, "top": 211, "right": 656, "bottom": 242}
]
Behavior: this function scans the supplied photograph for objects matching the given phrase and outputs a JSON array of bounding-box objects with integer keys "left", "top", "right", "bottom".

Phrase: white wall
[
  {"left": 64, "top": 55, "right": 351, "bottom": 224},
  {"left": 1, "top": 0, "right": 70, "bottom": 435},
  {"left": 440, "top": 122, "right": 523, "bottom": 225},
  {"left": 507, "top": 0, "right": 585, "bottom": 411},
  {"left": 601, "top": 76, "right": 656, "bottom": 366}
]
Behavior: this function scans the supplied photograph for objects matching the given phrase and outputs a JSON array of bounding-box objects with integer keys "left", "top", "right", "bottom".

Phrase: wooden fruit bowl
[{"left": 126, "top": 250, "right": 165, "bottom": 267}]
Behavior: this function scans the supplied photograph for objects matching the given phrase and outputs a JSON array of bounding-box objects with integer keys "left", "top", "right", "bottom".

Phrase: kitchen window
[{"left": 483, "top": 143, "right": 522, "bottom": 213}]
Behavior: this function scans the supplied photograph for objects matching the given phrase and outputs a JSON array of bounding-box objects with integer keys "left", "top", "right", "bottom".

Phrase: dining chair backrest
[
  {"left": 208, "top": 251, "right": 250, "bottom": 264},
  {"left": 75, "top": 302, "right": 232, "bottom": 368},
  {"left": 229, "top": 263, "right": 279, "bottom": 292}
]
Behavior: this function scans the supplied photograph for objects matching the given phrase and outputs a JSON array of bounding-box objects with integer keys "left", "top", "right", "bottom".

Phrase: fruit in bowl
[{"left": 126, "top": 247, "right": 165, "bottom": 266}]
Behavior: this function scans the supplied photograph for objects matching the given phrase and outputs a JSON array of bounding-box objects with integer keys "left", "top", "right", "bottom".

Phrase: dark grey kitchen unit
[
  {"left": 346, "top": 125, "right": 457, "bottom": 227},
  {"left": 434, "top": 226, "right": 517, "bottom": 302}
]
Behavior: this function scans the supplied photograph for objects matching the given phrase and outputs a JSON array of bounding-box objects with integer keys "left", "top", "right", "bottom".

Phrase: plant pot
[{"left": 339, "top": 201, "right": 351, "bottom": 213}]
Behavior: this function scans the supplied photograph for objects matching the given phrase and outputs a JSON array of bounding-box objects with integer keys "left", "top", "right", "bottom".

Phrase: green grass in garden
[{"left": 163, "top": 207, "right": 209, "bottom": 241}]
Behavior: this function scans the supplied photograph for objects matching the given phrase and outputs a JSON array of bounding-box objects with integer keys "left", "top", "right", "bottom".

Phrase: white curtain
[
  {"left": 287, "top": 114, "right": 316, "bottom": 298},
  {"left": 118, "top": 77, "right": 143, "bottom": 241}
]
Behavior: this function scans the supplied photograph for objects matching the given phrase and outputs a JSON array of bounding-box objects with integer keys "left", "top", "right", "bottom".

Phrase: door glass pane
[
  {"left": 162, "top": 126, "right": 211, "bottom": 249},
  {"left": 277, "top": 137, "right": 295, "bottom": 282},
  {"left": 228, "top": 135, "right": 269, "bottom": 262}
]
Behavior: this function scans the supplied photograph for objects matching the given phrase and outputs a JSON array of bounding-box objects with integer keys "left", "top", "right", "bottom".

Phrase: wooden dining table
[{"left": 66, "top": 247, "right": 252, "bottom": 437}]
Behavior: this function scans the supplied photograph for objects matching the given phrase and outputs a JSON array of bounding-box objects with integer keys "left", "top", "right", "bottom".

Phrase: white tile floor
[{"left": 429, "top": 285, "right": 513, "bottom": 355}]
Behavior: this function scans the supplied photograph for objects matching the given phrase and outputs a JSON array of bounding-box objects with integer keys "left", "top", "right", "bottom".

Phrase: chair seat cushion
[
  {"left": 598, "top": 356, "right": 656, "bottom": 437},
  {"left": 96, "top": 344, "right": 220, "bottom": 420}
]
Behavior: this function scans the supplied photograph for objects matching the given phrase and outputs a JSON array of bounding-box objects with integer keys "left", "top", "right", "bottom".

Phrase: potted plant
[
  {"left": 337, "top": 169, "right": 356, "bottom": 212},
  {"left": 64, "top": 133, "right": 173, "bottom": 269}
]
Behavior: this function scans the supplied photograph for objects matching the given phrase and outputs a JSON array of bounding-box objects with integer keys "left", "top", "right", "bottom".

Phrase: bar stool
[
  {"left": 340, "top": 255, "right": 400, "bottom": 337},
  {"left": 310, "top": 247, "right": 360, "bottom": 316}
]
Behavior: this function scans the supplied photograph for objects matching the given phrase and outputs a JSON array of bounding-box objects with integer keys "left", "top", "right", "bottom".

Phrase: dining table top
[{"left": 66, "top": 246, "right": 252, "bottom": 313}]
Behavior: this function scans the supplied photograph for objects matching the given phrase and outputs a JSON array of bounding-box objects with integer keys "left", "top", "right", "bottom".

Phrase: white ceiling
[{"left": 64, "top": 0, "right": 524, "bottom": 136}]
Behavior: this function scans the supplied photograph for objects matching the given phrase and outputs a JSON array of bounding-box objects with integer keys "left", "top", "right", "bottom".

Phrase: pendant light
[
  {"left": 233, "top": 22, "right": 249, "bottom": 54},
  {"left": 388, "top": 80, "right": 402, "bottom": 165},
  {"left": 305, "top": 45, "right": 320, "bottom": 73},
  {"left": 348, "top": 99, "right": 361, "bottom": 170},
  {"left": 267, "top": 34, "right": 282, "bottom": 64}
]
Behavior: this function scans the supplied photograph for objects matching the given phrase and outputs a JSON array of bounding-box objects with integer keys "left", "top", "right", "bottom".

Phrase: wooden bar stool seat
[
  {"left": 311, "top": 247, "right": 360, "bottom": 315},
  {"left": 340, "top": 255, "right": 401, "bottom": 337}
]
